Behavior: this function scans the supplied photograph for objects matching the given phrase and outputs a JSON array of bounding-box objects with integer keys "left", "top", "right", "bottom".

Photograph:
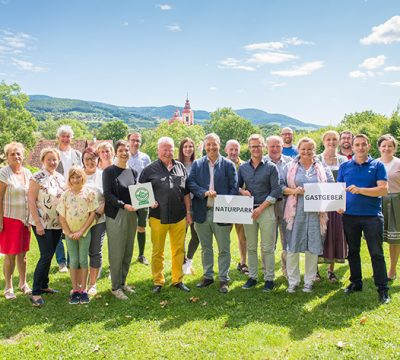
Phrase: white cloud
[
  {"left": 166, "top": 24, "right": 181, "bottom": 32},
  {"left": 156, "top": 4, "right": 172, "bottom": 10},
  {"left": 209, "top": 86, "right": 217, "bottom": 91},
  {"left": 359, "top": 55, "right": 386, "bottom": 69},
  {"left": 218, "top": 58, "right": 256, "bottom": 71},
  {"left": 0, "top": 30, "right": 35, "bottom": 50},
  {"left": 360, "top": 15, "right": 400, "bottom": 45},
  {"left": 272, "top": 82, "right": 287, "bottom": 87},
  {"left": 122, "top": 21, "right": 129, "bottom": 27},
  {"left": 284, "top": 37, "right": 314, "bottom": 46},
  {"left": 384, "top": 66, "right": 400, "bottom": 72},
  {"left": 271, "top": 61, "right": 324, "bottom": 77},
  {"left": 348, "top": 70, "right": 375, "bottom": 79},
  {"left": 381, "top": 81, "right": 400, "bottom": 86},
  {"left": 248, "top": 52, "right": 298, "bottom": 64},
  {"left": 244, "top": 42, "right": 284, "bottom": 51},
  {"left": 12, "top": 59, "right": 46, "bottom": 72}
]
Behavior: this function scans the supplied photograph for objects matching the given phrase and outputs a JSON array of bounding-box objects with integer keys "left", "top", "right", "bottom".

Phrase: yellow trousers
[{"left": 149, "top": 217, "right": 186, "bottom": 286}]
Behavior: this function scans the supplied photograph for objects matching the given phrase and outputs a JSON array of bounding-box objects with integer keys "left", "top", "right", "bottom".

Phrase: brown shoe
[{"left": 219, "top": 281, "right": 229, "bottom": 294}]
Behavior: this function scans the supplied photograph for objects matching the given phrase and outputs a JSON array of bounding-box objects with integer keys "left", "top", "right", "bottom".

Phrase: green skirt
[{"left": 383, "top": 193, "right": 400, "bottom": 244}]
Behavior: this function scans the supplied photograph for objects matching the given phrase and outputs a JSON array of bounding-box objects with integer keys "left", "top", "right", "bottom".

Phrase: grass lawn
[{"left": 0, "top": 229, "right": 399, "bottom": 360}]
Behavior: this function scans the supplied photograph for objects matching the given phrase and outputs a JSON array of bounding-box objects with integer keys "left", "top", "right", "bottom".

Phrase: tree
[
  {"left": 96, "top": 120, "right": 128, "bottom": 141},
  {"left": 141, "top": 121, "right": 205, "bottom": 161},
  {"left": 204, "top": 108, "right": 260, "bottom": 149},
  {"left": 39, "top": 118, "right": 92, "bottom": 140},
  {"left": 0, "top": 82, "right": 38, "bottom": 159}
]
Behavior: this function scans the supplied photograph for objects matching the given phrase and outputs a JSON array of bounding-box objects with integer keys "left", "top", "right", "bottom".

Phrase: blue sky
[{"left": 0, "top": 0, "right": 399, "bottom": 125}]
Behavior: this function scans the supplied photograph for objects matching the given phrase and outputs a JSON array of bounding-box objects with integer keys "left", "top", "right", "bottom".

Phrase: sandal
[
  {"left": 29, "top": 295, "right": 45, "bottom": 307},
  {"left": 19, "top": 284, "right": 32, "bottom": 295},
  {"left": 327, "top": 271, "right": 338, "bottom": 283},
  {"left": 5, "top": 288, "right": 16, "bottom": 300},
  {"left": 388, "top": 274, "right": 397, "bottom": 282},
  {"left": 314, "top": 271, "right": 321, "bottom": 281}
]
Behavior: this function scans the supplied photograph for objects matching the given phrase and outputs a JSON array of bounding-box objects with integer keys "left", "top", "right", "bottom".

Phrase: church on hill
[{"left": 169, "top": 97, "right": 194, "bottom": 126}]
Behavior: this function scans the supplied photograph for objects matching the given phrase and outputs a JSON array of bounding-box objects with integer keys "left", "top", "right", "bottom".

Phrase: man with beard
[
  {"left": 280, "top": 127, "right": 298, "bottom": 158},
  {"left": 338, "top": 131, "right": 354, "bottom": 160}
]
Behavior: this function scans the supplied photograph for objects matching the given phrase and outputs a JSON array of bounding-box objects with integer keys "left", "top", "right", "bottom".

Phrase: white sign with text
[
  {"left": 129, "top": 182, "right": 156, "bottom": 210},
  {"left": 303, "top": 182, "right": 346, "bottom": 212},
  {"left": 213, "top": 195, "right": 254, "bottom": 224}
]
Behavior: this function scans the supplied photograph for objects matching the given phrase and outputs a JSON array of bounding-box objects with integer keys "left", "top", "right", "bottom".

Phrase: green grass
[{"left": 0, "top": 230, "right": 399, "bottom": 359}]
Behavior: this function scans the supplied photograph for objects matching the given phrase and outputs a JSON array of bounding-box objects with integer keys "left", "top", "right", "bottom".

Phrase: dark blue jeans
[
  {"left": 342, "top": 215, "right": 389, "bottom": 292},
  {"left": 32, "top": 227, "right": 63, "bottom": 296},
  {"left": 55, "top": 236, "right": 66, "bottom": 265}
]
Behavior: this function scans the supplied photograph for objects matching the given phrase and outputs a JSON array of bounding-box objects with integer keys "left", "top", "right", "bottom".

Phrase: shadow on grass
[{"left": 1, "top": 260, "right": 397, "bottom": 343}]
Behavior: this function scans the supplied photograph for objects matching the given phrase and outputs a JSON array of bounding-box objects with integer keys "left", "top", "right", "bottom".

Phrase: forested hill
[{"left": 27, "top": 95, "right": 321, "bottom": 130}]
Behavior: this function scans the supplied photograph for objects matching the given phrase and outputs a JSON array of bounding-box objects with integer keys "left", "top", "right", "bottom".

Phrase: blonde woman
[{"left": 0, "top": 142, "right": 32, "bottom": 299}]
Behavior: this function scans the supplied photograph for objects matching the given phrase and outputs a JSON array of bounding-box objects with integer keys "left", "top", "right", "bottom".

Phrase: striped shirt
[{"left": 0, "top": 166, "right": 32, "bottom": 225}]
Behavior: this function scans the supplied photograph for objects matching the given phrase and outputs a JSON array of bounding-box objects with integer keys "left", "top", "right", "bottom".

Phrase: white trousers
[{"left": 286, "top": 251, "right": 318, "bottom": 287}]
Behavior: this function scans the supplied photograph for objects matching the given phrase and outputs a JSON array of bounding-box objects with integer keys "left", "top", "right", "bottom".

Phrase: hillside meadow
[{"left": 0, "top": 229, "right": 399, "bottom": 359}]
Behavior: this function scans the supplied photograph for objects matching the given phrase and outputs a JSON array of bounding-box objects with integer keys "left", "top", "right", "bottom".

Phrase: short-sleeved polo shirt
[{"left": 337, "top": 155, "right": 387, "bottom": 216}]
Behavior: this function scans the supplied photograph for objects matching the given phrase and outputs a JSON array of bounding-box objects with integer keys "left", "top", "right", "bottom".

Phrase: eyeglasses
[
  {"left": 83, "top": 157, "right": 97, "bottom": 162},
  {"left": 281, "top": 133, "right": 292, "bottom": 136},
  {"left": 249, "top": 145, "right": 262, "bottom": 149}
]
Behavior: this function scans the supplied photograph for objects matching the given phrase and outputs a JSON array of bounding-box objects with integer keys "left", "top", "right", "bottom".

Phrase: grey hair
[
  {"left": 56, "top": 125, "right": 74, "bottom": 138},
  {"left": 225, "top": 139, "right": 240, "bottom": 150},
  {"left": 157, "top": 136, "right": 174, "bottom": 148},
  {"left": 266, "top": 135, "right": 283, "bottom": 145},
  {"left": 204, "top": 133, "right": 220, "bottom": 145}
]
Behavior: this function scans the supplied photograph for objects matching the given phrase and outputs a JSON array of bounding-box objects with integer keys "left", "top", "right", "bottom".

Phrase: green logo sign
[{"left": 135, "top": 187, "right": 150, "bottom": 206}]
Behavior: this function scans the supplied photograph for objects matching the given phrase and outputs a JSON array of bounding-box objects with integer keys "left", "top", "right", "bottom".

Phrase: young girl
[{"left": 57, "top": 166, "right": 98, "bottom": 304}]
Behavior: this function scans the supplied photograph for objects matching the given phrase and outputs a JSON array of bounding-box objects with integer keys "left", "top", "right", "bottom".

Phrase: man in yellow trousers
[{"left": 139, "top": 137, "right": 192, "bottom": 293}]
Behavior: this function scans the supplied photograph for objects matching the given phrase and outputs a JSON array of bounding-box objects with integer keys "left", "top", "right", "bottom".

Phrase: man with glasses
[
  {"left": 128, "top": 132, "right": 151, "bottom": 265},
  {"left": 280, "top": 127, "right": 298, "bottom": 158},
  {"left": 238, "top": 134, "right": 281, "bottom": 291},
  {"left": 338, "top": 131, "right": 354, "bottom": 160}
]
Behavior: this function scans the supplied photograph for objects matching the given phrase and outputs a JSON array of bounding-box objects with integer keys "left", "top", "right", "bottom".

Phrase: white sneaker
[
  {"left": 111, "top": 289, "right": 128, "bottom": 300},
  {"left": 122, "top": 285, "right": 135, "bottom": 294},
  {"left": 286, "top": 284, "right": 298, "bottom": 293},
  {"left": 88, "top": 285, "right": 97, "bottom": 296},
  {"left": 59, "top": 264, "right": 68, "bottom": 273},
  {"left": 182, "top": 259, "right": 193, "bottom": 275},
  {"left": 302, "top": 284, "right": 313, "bottom": 293}
]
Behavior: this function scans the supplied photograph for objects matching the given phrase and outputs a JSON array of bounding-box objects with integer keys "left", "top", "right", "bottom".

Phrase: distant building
[{"left": 169, "top": 96, "right": 194, "bottom": 126}]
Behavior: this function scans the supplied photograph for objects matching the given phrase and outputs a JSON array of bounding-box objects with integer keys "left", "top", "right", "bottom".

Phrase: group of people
[{"left": 0, "top": 125, "right": 398, "bottom": 306}]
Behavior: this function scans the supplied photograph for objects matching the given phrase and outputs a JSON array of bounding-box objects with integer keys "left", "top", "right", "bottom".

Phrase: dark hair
[
  {"left": 114, "top": 140, "right": 129, "bottom": 153},
  {"left": 377, "top": 134, "right": 397, "bottom": 150},
  {"left": 178, "top": 138, "right": 196, "bottom": 163},
  {"left": 127, "top": 132, "right": 141, "bottom": 141},
  {"left": 340, "top": 130, "right": 353, "bottom": 139},
  {"left": 352, "top": 134, "right": 369, "bottom": 145},
  {"left": 82, "top": 147, "right": 99, "bottom": 168}
]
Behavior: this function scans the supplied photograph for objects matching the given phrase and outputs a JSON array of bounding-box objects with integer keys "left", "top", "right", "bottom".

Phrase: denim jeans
[
  {"left": 55, "top": 236, "right": 66, "bottom": 265},
  {"left": 32, "top": 227, "right": 63, "bottom": 296},
  {"left": 342, "top": 215, "right": 389, "bottom": 291}
]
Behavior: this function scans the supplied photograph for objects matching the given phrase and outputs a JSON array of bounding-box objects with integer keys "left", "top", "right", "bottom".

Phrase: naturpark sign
[{"left": 213, "top": 195, "right": 254, "bottom": 224}]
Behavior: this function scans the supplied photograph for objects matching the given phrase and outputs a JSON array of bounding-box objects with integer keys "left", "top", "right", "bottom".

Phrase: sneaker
[
  {"left": 378, "top": 290, "right": 390, "bottom": 304},
  {"left": 88, "top": 285, "right": 97, "bottom": 296},
  {"left": 302, "top": 284, "right": 313, "bottom": 293},
  {"left": 80, "top": 292, "right": 90, "bottom": 304},
  {"left": 182, "top": 259, "right": 193, "bottom": 275},
  {"left": 137, "top": 255, "right": 149, "bottom": 266},
  {"left": 286, "top": 284, "right": 298, "bottom": 293},
  {"left": 122, "top": 285, "right": 135, "bottom": 294},
  {"left": 242, "top": 278, "right": 257, "bottom": 289},
  {"left": 59, "top": 264, "right": 68, "bottom": 273},
  {"left": 263, "top": 280, "right": 275, "bottom": 292},
  {"left": 69, "top": 291, "right": 81, "bottom": 304},
  {"left": 111, "top": 288, "right": 128, "bottom": 300}
]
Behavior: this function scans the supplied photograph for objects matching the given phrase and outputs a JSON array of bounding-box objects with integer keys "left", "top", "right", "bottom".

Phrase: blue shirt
[
  {"left": 282, "top": 146, "right": 298, "bottom": 158},
  {"left": 128, "top": 151, "right": 151, "bottom": 177},
  {"left": 238, "top": 158, "right": 281, "bottom": 206},
  {"left": 337, "top": 155, "right": 387, "bottom": 216}
]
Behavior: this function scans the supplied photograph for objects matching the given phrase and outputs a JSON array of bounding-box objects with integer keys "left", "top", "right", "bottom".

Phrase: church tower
[{"left": 181, "top": 95, "right": 194, "bottom": 125}]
